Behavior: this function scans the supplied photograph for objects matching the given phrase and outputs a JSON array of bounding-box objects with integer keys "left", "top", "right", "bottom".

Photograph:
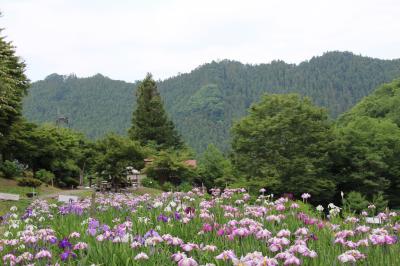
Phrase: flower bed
[{"left": 1, "top": 188, "right": 399, "bottom": 265}]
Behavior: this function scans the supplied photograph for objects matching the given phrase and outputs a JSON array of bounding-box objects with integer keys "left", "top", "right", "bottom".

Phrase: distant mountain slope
[
  {"left": 23, "top": 73, "right": 136, "bottom": 138},
  {"left": 23, "top": 51, "right": 400, "bottom": 152},
  {"left": 337, "top": 79, "right": 400, "bottom": 127}
]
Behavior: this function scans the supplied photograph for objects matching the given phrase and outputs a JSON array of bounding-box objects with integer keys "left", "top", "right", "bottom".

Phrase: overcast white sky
[{"left": 2, "top": 0, "right": 400, "bottom": 82}]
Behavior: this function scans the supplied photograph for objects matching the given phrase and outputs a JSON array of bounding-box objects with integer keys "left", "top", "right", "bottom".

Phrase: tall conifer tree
[
  {"left": 0, "top": 21, "right": 30, "bottom": 158},
  {"left": 129, "top": 73, "right": 182, "bottom": 149}
]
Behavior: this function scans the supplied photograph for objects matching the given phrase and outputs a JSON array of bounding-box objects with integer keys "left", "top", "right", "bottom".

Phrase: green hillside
[
  {"left": 23, "top": 51, "right": 400, "bottom": 153},
  {"left": 333, "top": 79, "right": 400, "bottom": 206}
]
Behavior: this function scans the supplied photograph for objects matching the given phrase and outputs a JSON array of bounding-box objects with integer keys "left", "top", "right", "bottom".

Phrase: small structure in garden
[{"left": 126, "top": 166, "right": 140, "bottom": 189}]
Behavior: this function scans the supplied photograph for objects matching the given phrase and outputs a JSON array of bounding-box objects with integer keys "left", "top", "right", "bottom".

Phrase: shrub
[
  {"left": 372, "top": 192, "right": 388, "bottom": 212},
  {"left": 62, "top": 177, "right": 80, "bottom": 188},
  {"left": 35, "top": 169, "right": 55, "bottom": 184},
  {"left": 162, "top": 181, "right": 175, "bottom": 192},
  {"left": 343, "top": 191, "right": 369, "bottom": 213},
  {"left": 17, "top": 177, "right": 42, "bottom": 188},
  {"left": 177, "top": 182, "right": 193, "bottom": 192},
  {"left": 141, "top": 177, "right": 161, "bottom": 189},
  {"left": 23, "top": 170, "right": 34, "bottom": 179},
  {"left": 0, "top": 160, "right": 23, "bottom": 179}
]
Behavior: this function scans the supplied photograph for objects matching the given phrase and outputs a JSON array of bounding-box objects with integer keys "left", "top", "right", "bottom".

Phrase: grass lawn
[
  {"left": 132, "top": 187, "right": 162, "bottom": 196},
  {"left": 0, "top": 177, "right": 61, "bottom": 197},
  {"left": 0, "top": 177, "right": 60, "bottom": 216}
]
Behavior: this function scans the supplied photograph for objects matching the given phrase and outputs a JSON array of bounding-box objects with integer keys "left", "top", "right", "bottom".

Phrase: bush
[
  {"left": 162, "top": 181, "right": 175, "bottom": 192},
  {"left": 35, "top": 169, "right": 55, "bottom": 184},
  {"left": 0, "top": 160, "right": 23, "bottom": 179},
  {"left": 372, "top": 192, "right": 388, "bottom": 212},
  {"left": 343, "top": 191, "right": 369, "bottom": 213},
  {"left": 17, "top": 177, "right": 42, "bottom": 188},
  {"left": 23, "top": 170, "right": 34, "bottom": 179},
  {"left": 62, "top": 177, "right": 80, "bottom": 188},
  {"left": 177, "top": 182, "right": 193, "bottom": 192},
  {"left": 141, "top": 177, "right": 161, "bottom": 189}
]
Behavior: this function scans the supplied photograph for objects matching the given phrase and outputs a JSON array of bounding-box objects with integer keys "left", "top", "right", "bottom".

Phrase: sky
[{"left": 1, "top": 0, "right": 400, "bottom": 82}]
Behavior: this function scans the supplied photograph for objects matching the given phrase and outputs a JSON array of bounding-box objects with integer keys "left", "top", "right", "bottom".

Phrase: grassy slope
[
  {"left": 0, "top": 177, "right": 61, "bottom": 196},
  {"left": 0, "top": 177, "right": 62, "bottom": 215}
]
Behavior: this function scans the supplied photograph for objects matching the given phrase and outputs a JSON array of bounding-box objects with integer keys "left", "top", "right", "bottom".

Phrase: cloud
[{"left": 1, "top": 0, "right": 400, "bottom": 82}]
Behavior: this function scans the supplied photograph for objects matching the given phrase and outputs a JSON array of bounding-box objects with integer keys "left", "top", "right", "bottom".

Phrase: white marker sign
[{"left": 366, "top": 217, "right": 381, "bottom": 224}]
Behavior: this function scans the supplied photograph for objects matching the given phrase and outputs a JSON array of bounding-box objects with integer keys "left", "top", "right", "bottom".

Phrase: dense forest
[{"left": 23, "top": 52, "right": 400, "bottom": 153}]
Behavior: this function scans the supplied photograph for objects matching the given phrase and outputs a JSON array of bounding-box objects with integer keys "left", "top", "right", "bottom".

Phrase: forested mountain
[
  {"left": 23, "top": 73, "right": 135, "bottom": 139},
  {"left": 333, "top": 79, "right": 400, "bottom": 206},
  {"left": 23, "top": 51, "right": 400, "bottom": 153}
]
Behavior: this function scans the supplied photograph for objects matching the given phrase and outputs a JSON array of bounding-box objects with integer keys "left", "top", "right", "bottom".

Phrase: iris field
[{"left": 1, "top": 188, "right": 399, "bottom": 265}]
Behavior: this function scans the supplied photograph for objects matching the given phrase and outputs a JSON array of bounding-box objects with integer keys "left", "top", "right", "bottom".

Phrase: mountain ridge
[{"left": 23, "top": 51, "right": 400, "bottom": 152}]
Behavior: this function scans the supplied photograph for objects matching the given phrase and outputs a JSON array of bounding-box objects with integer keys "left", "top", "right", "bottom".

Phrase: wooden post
[{"left": 90, "top": 190, "right": 96, "bottom": 217}]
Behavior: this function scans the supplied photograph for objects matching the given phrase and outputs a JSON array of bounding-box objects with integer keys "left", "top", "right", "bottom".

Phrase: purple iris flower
[
  {"left": 87, "top": 228, "right": 97, "bottom": 236},
  {"left": 144, "top": 229, "right": 160, "bottom": 239},
  {"left": 184, "top": 207, "right": 195, "bottom": 215},
  {"left": 157, "top": 214, "right": 169, "bottom": 223},
  {"left": 133, "top": 235, "right": 145, "bottom": 245},
  {"left": 48, "top": 235, "right": 58, "bottom": 244},
  {"left": 115, "top": 225, "right": 127, "bottom": 237},
  {"left": 88, "top": 219, "right": 100, "bottom": 228},
  {"left": 58, "top": 238, "right": 72, "bottom": 249},
  {"left": 101, "top": 224, "right": 110, "bottom": 232},
  {"left": 87, "top": 218, "right": 100, "bottom": 235},
  {"left": 173, "top": 211, "right": 181, "bottom": 220},
  {"left": 60, "top": 250, "right": 77, "bottom": 261},
  {"left": 21, "top": 208, "right": 33, "bottom": 220}
]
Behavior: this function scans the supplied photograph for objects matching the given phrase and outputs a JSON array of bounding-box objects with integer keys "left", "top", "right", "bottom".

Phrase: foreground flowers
[{"left": 0, "top": 188, "right": 399, "bottom": 265}]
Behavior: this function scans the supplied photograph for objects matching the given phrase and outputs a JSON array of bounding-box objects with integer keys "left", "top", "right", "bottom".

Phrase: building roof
[{"left": 184, "top": 159, "right": 197, "bottom": 168}]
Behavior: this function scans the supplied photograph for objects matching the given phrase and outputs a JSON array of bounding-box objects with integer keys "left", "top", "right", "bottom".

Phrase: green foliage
[
  {"left": 372, "top": 192, "right": 389, "bottom": 212},
  {"left": 337, "top": 79, "right": 400, "bottom": 127},
  {"left": 17, "top": 177, "right": 42, "bottom": 188},
  {"left": 62, "top": 177, "right": 80, "bottom": 188},
  {"left": 0, "top": 160, "right": 24, "bottom": 179},
  {"left": 23, "top": 52, "right": 400, "bottom": 153},
  {"left": 4, "top": 121, "right": 92, "bottom": 187},
  {"left": 22, "top": 73, "right": 134, "bottom": 139},
  {"left": 161, "top": 181, "right": 175, "bottom": 192},
  {"left": 0, "top": 27, "right": 30, "bottom": 151},
  {"left": 343, "top": 191, "right": 369, "bottom": 213},
  {"left": 333, "top": 79, "right": 400, "bottom": 207},
  {"left": 185, "top": 84, "right": 224, "bottom": 120},
  {"left": 35, "top": 169, "right": 55, "bottom": 184},
  {"left": 231, "top": 94, "right": 336, "bottom": 202},
  {"left": 93, "top": 134, "right": 146, "bottom": 186},
  {"left": 196, "top": 144, "right": 233, "bottom": 188},
  {"left": 144, "top": 150, "right": 197, "bottom": 185},
  {"left": 22, "top": 170, "right": 34, "bottom": 179},
  {"left": 129, "top": 74, "right": 183, "bottom": 150},
  {"left": 140, "top": 177, "right": 161, "bottom": 189},
  {"left": 177, "top": 182, "right": 193, "bottom": 192}
]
